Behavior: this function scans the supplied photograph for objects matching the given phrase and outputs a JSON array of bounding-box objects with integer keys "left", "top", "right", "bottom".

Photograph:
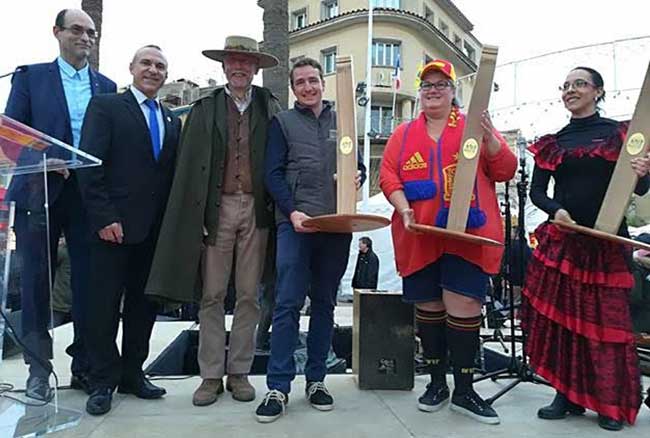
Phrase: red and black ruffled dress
[{"left": 522, "top": 113, "right": 648, "bottom": 425}]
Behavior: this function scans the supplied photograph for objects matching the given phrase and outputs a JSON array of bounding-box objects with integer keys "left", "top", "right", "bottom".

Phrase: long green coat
[{"left": 145, "top": 86, "right": 280, "bottom": 307}]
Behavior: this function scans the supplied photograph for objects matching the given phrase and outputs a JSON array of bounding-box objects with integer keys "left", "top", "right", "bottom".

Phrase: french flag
[{"left": 392, "top": 54, "right": 401, "bottom": 90}]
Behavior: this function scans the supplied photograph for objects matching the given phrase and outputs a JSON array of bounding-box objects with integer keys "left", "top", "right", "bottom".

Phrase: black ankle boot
[
  {"left": 644, "top": 389, "right": 650, "bottom": 410},
  {"left": 598, "top": 414, "right": 623, "bottom": 431},
  {"left": 537, "top": 392, "right": 585, "bottom": 420}
]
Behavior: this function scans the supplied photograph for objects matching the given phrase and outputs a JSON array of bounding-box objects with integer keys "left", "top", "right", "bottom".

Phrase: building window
[
  {"left": 292, "top": 9, "right": 307, "bottom": 30},
  {"left": 424, "top": 5, "right": 434, "bottom": 24},
  {"left": 439, "top": 19, "right": 449, "bottom": 37},
  {"left": 322, "top": 0, "right": 338, "bottom": 19},
  {"left": 464, "top": 41, "right": 476, "bottom": 62},
  {"left": 321, "top": 48, "right": 337, "bottom": 75},
  {"left": 372, "top": 41, "right": 401, "bottom": 67},
  {"left": 372, "top": 0, "right": 400, "bottom": 8},
  {"left": 453, "top": 33, "right": 462, "bottom": 47},
  {"left": 371, "top": 106, "right": 394, "bottom": 136}
]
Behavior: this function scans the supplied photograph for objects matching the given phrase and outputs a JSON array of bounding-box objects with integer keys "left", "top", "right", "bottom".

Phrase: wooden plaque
[
  {"left": 551, "top": 220, "right": 650, "bottom": 251},
  {"left": 595, "top": 62, "right": 650, "bottom": 234},
  {"left": 412, "top": 46, "right": 501, "bottom": 246},
  {"left": 304, "top": 55, "right": 390, "bottom": 233},
  {"left": 303, "top": 213, "right": 390, "bottom": 233},
  {"left": 447, "top": 45, "right": 499, "bottom": 232},
  {"left": 553, "top": 62, "right": 650, "bottom": 246},
  {"left": 335, "top": 55, "right": 358, "bottom": 215},
  {"left": 408, "top": 223, "right": 502, "bottom": 247}
]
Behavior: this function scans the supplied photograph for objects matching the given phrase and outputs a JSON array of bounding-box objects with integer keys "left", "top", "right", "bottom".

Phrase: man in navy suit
[
  {"left": 4, "top": 8, "right": 116, "bottom": 400},
  {"left": 77, "top": 45, "right": 180, "bottom": 415}
]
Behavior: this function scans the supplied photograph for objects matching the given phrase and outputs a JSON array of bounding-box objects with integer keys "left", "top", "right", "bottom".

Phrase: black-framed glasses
[
  {"left": 559, "top": 79, "right": 595, "bottom": 92},
  {"left": 59, "top": 25, "right": 99, "bottom": 39},
  {"left": 420, "top": 80, "right": 453, "bottom": 91}
]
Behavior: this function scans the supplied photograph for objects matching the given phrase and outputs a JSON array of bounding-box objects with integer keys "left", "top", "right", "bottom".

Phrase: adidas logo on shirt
[{"left": 402, "top": 152, "right": 427, "bottom": 171}]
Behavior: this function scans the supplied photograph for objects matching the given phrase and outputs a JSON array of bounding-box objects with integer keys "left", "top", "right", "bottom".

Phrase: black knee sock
[
  {"left": 446, "top": 313, "right": 482, "bottom": 395},
  {"left": 415, "top": 308, "right": 447, "bottom": 385}
]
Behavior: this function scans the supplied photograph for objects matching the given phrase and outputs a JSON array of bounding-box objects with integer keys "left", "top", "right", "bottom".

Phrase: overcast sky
[
  {"left": 1, "top": 0, "right": 649, "bottom": 115},
  {"left": 0, "top": 0, "right": 263, "bottom": 105}
]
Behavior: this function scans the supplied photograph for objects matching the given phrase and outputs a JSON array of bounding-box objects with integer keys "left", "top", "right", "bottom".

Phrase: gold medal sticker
[
  {"left": 626, "top": 132, "right": 646, "bottom": 156},
  {"left": 462, "top": 138, "right": 479, "bottom": 159},
  {"left": 339, "top": 136, "right": 354, "bottom": 155}
]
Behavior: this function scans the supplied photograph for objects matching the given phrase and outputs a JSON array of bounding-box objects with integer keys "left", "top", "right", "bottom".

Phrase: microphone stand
[{"left": 474, "top": 136, "right": 548, "bottom": 404}]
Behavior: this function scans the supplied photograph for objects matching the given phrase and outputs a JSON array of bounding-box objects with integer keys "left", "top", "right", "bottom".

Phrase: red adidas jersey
[{"left": 379, "top": 113, "right": 517, "bottom": 276}]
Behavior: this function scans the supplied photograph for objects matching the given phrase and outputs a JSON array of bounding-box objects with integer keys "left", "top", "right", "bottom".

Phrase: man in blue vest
[
  {"left": 256, "top": 57, "right": 365, "bottom": 423},
  {"left": 4, "top": 8, "right": 116, "bottom": 400}
]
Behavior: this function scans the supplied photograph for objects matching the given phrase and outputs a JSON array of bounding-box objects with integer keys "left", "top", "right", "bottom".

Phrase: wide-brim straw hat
[{"left": 202, "top": 35, "right": 279, "bottom": 68}]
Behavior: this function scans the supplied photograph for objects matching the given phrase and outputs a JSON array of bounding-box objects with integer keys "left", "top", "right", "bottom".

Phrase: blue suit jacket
[{"left": 4, "top": 59, "right": 116, "bottom": 210}]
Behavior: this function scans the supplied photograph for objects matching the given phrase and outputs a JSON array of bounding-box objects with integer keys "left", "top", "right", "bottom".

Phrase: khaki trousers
[{"left": 198, "top": 193, "right": 268, "bottom": 378}]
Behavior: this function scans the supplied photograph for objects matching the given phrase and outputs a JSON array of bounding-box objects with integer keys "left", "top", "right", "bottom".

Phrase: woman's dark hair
[{"left": 572, "top": 66, "right": 606, "bottom": 104}]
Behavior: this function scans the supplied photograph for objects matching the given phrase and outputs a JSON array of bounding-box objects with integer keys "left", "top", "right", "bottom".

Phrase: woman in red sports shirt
[{"left": 380, "top": 59, "right": 516, "bottom": 424}]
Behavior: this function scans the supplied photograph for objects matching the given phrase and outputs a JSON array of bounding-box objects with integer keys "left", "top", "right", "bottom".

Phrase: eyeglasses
[
  {"left": 559, "top": 79, "right": 595, "bottom": 92},
  {"left": 420, "top": 80, "right": 453, "bottom": 91},
  {"left": 59, "top": 25, "right": 99, "bottom": 39}
]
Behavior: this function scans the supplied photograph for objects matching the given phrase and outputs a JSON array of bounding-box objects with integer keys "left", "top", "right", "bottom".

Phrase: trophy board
[
  {"left": 303, "top": 56, "right": 390, "bottom": 233},
  {"left": 553, "top": 61, "right": 650, "bottom": 250},
  {"left": 409, "top": 45, "right": 502, "bottom": 247}
]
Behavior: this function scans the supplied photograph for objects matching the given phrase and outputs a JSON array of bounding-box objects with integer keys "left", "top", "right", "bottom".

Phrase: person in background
[{"left": 351, "top": 236, "right": 379, "bottom": 290}]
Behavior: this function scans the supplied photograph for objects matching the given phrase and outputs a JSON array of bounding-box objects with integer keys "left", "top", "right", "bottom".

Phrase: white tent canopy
[{"left": 339, "top": 193, "right": 400, "bottom": 299}]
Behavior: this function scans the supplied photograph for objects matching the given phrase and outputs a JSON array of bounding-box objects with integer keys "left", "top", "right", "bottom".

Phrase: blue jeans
[{"left": 266, "top": 222, "right": 351, "bottom": 394}]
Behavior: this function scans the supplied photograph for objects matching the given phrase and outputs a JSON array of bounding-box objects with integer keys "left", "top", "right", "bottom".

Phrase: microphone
[
  {"left": 516, "top": 135, "right": 527, "bottom": 161},
  {"left": 0, "top": 66, "right": 25, "bottom": 80}
]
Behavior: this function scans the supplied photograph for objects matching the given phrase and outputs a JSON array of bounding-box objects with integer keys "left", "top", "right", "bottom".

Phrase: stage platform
[{"left": 1, "top": 308, "right": 649, "bottom": 437}]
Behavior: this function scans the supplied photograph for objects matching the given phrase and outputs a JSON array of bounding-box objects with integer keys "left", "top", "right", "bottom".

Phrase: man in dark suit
[
  {"left": 77, "top": 45, "right": 180, "bottom": 416},
  {"left": 4, "top": 8, "right": 116, "bottom": 400}
]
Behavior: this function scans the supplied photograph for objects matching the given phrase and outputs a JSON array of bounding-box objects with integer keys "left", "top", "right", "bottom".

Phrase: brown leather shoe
[
  {"left": 226, "top": 374, "right": 256, "bottom": 402},
  {"left": 192, "top": 379, "right": 223, "bottom": 406}
]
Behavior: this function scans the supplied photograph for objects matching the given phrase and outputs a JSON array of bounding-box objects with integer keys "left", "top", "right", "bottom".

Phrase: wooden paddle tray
[
  {"left": 551, "top": 220, "right": 650, "bottom": 250},
  {"left": 407, "top": 223, "right": 502, "bottom": 247},
  {"left": 303, "top": 214, "right": 390, "bottom": 233}
]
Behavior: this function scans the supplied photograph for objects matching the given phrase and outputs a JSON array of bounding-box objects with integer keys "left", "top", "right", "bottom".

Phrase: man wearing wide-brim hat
[{"left": 144, "top": 35, "right": 281, "bottom": 407}]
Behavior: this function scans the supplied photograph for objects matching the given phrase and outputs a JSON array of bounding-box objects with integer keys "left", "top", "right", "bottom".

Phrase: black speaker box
[{"left": 353, "top": 290, "right": 414, "bottom": 390}]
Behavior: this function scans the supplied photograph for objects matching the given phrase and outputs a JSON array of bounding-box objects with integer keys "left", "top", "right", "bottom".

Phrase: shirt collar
[
  {"left": 57, "top": 56, "right": 89, "bottom": 80},
  {"left": 130, "top": 85, "right": 159, "bottom": 107},
  {"left": 224, "top": 84, "right": 253, "bottom": 112}
]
